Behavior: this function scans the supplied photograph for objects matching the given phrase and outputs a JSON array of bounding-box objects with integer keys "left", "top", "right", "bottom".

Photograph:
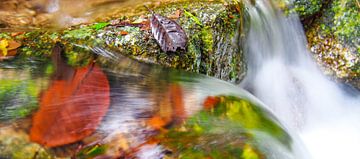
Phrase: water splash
[{"left": 241, "top": 1, "right": 360, "bottom": 158}]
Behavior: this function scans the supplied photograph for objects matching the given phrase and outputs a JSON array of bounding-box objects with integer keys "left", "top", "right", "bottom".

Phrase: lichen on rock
[
  {"left": 305, "top": 0, "right": 360, "bottom": 88},
  {"left": 1, "top": 1, "right": 248, "bottom": 84}
]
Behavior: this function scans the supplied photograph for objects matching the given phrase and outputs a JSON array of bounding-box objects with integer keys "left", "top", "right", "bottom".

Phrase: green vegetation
[
  {"left": 76, "top": 144, "right": 107, "bottom": 159},
  {"left": 290, "top": 0, "right": 323, "bottom": 19},
  {"left": 0, "top": 1, "right": 247, "bottom": 83},
  {"left": 0, "top": 80, "right": 40, "bottom": 120},
  {"left": 159, "top": 96, "right": 291, "bottom": 158},
  {"left": 305, "top": 0, "right": 360, "bottom": 88}
]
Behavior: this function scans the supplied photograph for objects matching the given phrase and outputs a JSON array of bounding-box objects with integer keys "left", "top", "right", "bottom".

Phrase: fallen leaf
[
  {"left": 0, "top": 39, "right": 9, "bottom": 56},
  {"left": 169, "top": 84, "right": 186, "bottom": 123},
  {"left": 147, "top": 84, "right": 185, "bottom": 130},
  {"left": 203, "top": 96, "right": 220, "bottom": 110},
  {"left": 168, "top": 10, "right": 181, "bottom": 19},
  {"left": 146, "top": 6, "right": 187, "bottom": 52},
  {"left": 30, "top": 43, "right": 110, "bottom": 147},
  {"left": 10, "top": 32, "right": 24, "bottom": 37},
  {"left": 140, "top": 20, "right": 150, "bottom": 31},
  {"left": 119, "top": 30, "right": 128, "bottom": 36},
  {"left": 147, "top": 116, "right": 167, "bottom": 130},
  {"left": 0, "top": 39, "right": 21, "bottom": 57}
]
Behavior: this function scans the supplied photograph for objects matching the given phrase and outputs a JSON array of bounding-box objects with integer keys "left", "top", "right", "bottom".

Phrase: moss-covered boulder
[
  {"left": 0, "top": 1, "right": 247, "bottom": 83},
  {"left": 286, "top": 0, "right": 325, "bottom": 21},
  {"left": 0, "top": 126, "right": 53, "bottom": 159},
  {"left": 304, "top": 0, "right": 359, "bottom": 89},
  {"left": 158, "top": 96, "right": 297, "bottom": 159}
]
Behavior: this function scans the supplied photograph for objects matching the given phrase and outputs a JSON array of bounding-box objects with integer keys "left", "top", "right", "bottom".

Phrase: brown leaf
[
  {"left": 0, "top": 39, "right": 21, "bottom": 58},
  {"left": 169, "top": 84, "right": 186, "bottom": 123},
  {"left": 30, "top": 43, "right": 110, "bottom": 147},
  {"left": 10, "top": 32, "right": 24, "bottom": 37},
  {"left": 7, "top": 40, "right": 21, "bottom": 50},
  {"left": 147, "top": 84, "right": 186, "bottom": 130},
  {"left": 168, "top": 10, "right": 181, "bottom": 19},
  {"left": 147, "top": 7, "right": 187, "bottom": 52}
]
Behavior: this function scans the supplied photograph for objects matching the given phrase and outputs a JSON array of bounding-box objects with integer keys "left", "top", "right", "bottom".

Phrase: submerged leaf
[
  {"left": 147, "top": 7, "right": 187, "bottom": 52},
  {"left": 0, "top": 39, "right": 9, "bottom": 56},
  {"left": 30, "top": 43, "right": 110, "bottom": 147}
]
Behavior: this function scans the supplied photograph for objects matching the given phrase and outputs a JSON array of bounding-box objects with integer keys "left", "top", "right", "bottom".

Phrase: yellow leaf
[
  {"left": 0, "top": 39, "right": 9, "bottom": 56},
  {"left": 242, "top": 144, "right": 260, "bottom": 159}
]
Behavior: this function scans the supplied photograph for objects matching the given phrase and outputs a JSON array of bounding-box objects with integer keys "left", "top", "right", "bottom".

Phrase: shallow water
[
  {"left": 0, "top": 44, "right": 305, "bottom": 158},
  {"left": 0, "top": 0, "right": 175, "bottom": 30},
  {"left": 1, "top": 0, "right": 359, "bottom": 158}
]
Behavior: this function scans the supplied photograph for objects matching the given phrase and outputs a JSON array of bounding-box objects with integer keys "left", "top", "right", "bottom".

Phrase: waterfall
[{"left": 241, "top": 1, "right": 360, "bottom": 158}]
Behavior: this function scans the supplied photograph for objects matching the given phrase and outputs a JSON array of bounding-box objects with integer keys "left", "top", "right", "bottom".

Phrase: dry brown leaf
[{"left": 147, "top": 7, "right": 187, "bottom": 52}]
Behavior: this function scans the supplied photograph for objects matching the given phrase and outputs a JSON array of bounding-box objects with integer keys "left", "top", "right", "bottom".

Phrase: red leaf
[
  {"left": 203, "top": 96, "right": 220, "bottom": 110},
  {"left": 30, "top": 43, "right": 110, "bottom": 147}
]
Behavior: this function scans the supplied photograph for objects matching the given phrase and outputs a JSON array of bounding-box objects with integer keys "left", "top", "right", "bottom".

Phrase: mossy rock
[
  {"left": 305, "top": 0, "right": 360, "bottom": 89},
  {"left": 0, "top": 1, "right": 247, "bottom": 84},
  {"left": 0, "top": 126, "right": 53, "bottom": 159},
  {"left": 285, "top": 0, "right": 324, "bottom": 21},
  {"left": 158, "top": 96, "right": 295, "bottom": 159}
]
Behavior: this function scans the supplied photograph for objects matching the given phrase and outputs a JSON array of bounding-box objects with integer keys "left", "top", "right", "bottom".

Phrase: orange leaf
[
  {"left": 30, "top": 43, "right": 110, "bottom": 147},
  {"left": 119, "top": 31, "right": 129, "bottom": 36},
  {"left": 169, "top": 84, "right": 186, "bottom": 123},
  {"left": 147, "top": 116, "right": 167, "bottom": 130},
  {"left": 203, "top": 96, "right": 220, "bottom": 110}
]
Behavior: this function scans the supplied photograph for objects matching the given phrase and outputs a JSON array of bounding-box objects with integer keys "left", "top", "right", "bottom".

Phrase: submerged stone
[{"left": 158, "top": 96, "right": 295, "bottom": 159}]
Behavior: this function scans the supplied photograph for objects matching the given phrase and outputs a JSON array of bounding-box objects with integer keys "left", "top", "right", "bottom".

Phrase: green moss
[
  {"left": 291, "top": 0, "right": 323, "bottom": 18},
  {"left": 184, "top": 10, "right": 203, "bottom": 26},
  {"left": 0, "top": 1, "right": 247, "bottom": 84},
  {"left": 0, "top": 80, "right": 40, "bottom": 120},
  {"left": 159, "top": 96, "right": 291, "bottom": 158},
  {"left": 0, "top": 33, "right": 11, "bottom": 39},
  {"left": 91, "top": 22, "right": 110, "bottom": 31},
  {"left": 63, "top": 27, "right": 94, "bottom": 40},
  {"left": 305, "top": 0, "right": 359, "bottom": 88},
  {"left": 331, "top": 0, "right": 359, "bottom": 47},
  {"left": 0, "top": 128, "right": 52, "bottom": 159},
  {"left": 76, "top": 145, "right": 107, "bottom": 159}
]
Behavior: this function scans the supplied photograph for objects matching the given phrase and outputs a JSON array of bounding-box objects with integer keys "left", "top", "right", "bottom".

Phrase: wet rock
[
  {"left": 1, "top": 1, "right": 247, "bottom": 83},
  {"left": 158, "top": 96, "right": 296, "bottom": 158},
  {"left": 286, "top": 0, "right": 324, "bottom": 21},
  {"left": 0, "top": 126, "right": 53, "bottom": 159},
  {"left": 304, "top": 0, "right": 360, "bottom": 89}
]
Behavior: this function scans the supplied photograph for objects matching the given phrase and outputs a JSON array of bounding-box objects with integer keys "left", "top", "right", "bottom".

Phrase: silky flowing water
[
  {"left": 0, "top": 0, "right": 359, "bottom": 159},
  {"left": 0, "top": 44, "right": 306, "bottom": 158},
  {"left": 241, "top": 1, "right": 360, "bottom": 159}
]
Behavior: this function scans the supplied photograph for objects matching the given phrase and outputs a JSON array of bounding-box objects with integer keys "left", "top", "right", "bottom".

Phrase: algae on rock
[
  {"left": 158, "top": 96, "right": 293, "bottom": 159},
  {"left": 1, "top": 1, "right": 247, "bottom": 84},
  {"left": 304, "top": 0, "right": 360, "bottom": 89}
]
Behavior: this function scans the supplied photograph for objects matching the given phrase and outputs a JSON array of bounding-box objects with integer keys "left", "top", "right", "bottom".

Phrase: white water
[{"left": 240, "top": 1, "right": 360, "bottom": 159}]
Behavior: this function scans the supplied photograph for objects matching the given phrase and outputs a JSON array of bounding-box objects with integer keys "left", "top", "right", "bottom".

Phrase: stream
[
  {"left": 1, "top": 0, "right": 360, "bottom": 159},
  {"left": 242, "top": 1, "right": 360, "bottom": 159}
]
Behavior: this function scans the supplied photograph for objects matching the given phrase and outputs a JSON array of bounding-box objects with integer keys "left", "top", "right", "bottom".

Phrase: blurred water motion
[
  {"left": 0, "top": 44, "right": 306, "bottom": 158},
  {"left": 30, "top": 43, "right": 110, "bottom": 147},
  {"left": 242, "top": 1, "right": 360, "bottom": 158},
  {"left": 0, "top": 0, "right": 173, "bottom": 29}
]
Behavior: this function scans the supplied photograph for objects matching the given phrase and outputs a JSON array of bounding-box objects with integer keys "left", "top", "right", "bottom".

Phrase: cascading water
[{"left": 241, "top": 0, "right": 360, "bottom": 158}]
